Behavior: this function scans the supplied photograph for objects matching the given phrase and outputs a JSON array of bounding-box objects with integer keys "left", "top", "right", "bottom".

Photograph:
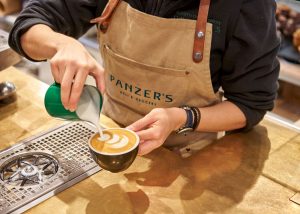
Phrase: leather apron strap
[
  {"left": 193, "top": 0, "right": 211, "bottom": 63},
  {"left": 91, "top": 0, "right": 211, "bottom": 63},
  {"left": 90, "top": 0, "right": 121, "bottom": 32}
]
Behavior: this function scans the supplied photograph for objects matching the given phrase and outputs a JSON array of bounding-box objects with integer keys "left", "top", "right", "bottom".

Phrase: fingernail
[{"left": 69, "top": 108, "right": 75, "bottom": 112}]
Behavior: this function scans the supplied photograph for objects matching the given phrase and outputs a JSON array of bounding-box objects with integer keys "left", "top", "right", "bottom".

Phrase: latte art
[
  {"left": 97, "top": 134, "right": 130, "bottom": 149},
  {"left": 90, "top": 128, "right": 139, "bottom": 155}
]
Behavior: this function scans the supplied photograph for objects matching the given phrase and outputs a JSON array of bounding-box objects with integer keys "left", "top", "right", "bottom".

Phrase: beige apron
[{"left": 93, "top": 0, "right": 221, "bottom": 157}]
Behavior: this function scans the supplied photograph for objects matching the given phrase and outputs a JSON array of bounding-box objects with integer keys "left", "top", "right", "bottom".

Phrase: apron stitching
[{"left": 103, "top": 44, "right": 190, "bottom": 76}]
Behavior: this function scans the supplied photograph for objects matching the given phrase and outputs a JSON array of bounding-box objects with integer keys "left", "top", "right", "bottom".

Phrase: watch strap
[
  {"left": 191, "top": 107, "right": 201, "bottom": 130},
  {"left": 176, "top": 106, "right": 194, "bottom": 134},
  {"left": 185, "top": 108, "right": 194, "bottom": 128},
  {"left": 176, "top": 106, "right": 201, "bottom": 135}
]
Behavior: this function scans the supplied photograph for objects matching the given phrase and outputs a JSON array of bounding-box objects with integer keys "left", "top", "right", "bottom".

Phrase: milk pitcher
[{"left": 44, "top": 82, "right": 103, "bottom": 121}]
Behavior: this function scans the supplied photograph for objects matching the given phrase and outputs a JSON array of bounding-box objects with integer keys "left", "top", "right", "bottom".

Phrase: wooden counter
[{"left": 1, "top": 67, "right": 300, "bottom": 213}]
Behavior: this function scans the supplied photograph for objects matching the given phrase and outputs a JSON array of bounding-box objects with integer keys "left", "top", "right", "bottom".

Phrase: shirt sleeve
[
  {"left": 221, "top": 0, "right": 280, "bottom": 131},
  {"left": 9, "top": 0, "right": 108, "bottom": 61}
]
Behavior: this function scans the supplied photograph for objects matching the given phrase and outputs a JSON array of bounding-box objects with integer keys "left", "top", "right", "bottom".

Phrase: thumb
[{"left": 127, "top": 114, "right": 156, "bottom": 132}]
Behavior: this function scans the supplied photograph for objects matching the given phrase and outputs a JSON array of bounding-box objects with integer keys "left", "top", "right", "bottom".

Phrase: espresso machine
[{"left": 0, "top": 28, "right": 21, "bottom": 103}]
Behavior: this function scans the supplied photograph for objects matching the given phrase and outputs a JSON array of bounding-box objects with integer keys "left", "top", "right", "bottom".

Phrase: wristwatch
[{"left": 176, "top": 106, "right": 194, "bottom": 135}]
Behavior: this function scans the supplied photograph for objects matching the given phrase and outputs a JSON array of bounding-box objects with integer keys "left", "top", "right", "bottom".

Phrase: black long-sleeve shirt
[{"left": 8, "top": 0, "right": 280, "bottom": 130}]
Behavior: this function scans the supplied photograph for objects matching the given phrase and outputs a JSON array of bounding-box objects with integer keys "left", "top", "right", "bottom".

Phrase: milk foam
[{"left": 97, "top": 134, "right": 129, "bottom": 149}]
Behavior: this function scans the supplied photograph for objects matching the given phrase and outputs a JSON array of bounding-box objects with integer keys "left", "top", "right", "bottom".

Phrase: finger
[
  {"left": 91, "top": 65, "right": 105, "bottom": 94},
  {"left": 136, "top": 128, "right": 158, "bottom": 141},
  {"left": 50, "top": 61, "right": 61, "bottom": 83},
  {"left": 99, "top": 71, "right": 106, "bottom": 94},
  {"left": 58, "top": 63, "right": 66, "bottom": 84},
  {"left": 68, "top": 68, "right": 88, "bottom": 111},
  {"left": 60, "top": 65, "right": 76, "bottom": 110},
  {"left": 126, "top": 115, "right": 156, "bottom": 132},
  {"left": 138, "top": 140, "right": 157, "bottom": 156}
]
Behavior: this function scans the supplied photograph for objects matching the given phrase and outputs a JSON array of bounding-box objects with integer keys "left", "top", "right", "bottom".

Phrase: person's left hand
[{"left": 126, "top": 108, "right": 186, "bottom": 156}]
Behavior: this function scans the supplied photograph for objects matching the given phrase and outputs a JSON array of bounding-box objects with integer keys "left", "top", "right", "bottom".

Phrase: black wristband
[
  {"left": 191, "top": 107, "right": 201, "bottom": 130},
  {"left": 176, "top": 106, "right": 194, "bottom": 134},
  {"left": 185, "top": 108, "right": 194, "bottom": 128}
]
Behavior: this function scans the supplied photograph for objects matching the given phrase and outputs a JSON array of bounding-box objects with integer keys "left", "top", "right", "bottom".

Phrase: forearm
[
  {"left": 173, "top": 101, "right": 247, "bottom": 133},
  {"left": 196, "top": 101, "right": 246, "bottom": 132},
  {"left": 20, "top": 24, "right": 75, "bottom": 61}
]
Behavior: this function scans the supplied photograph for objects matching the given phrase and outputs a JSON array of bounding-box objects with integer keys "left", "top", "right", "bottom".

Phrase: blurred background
[{"left": 0, "top": 0, "right": 300, "bottom": 126}]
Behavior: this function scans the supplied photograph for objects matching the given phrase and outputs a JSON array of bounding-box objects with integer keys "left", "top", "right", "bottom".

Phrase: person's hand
[
  {"left": 127, "top": 108, "right": 186, "bottom": 156},
  {"left": 50, "top": 37, "right": 105, "bottom": 111}
]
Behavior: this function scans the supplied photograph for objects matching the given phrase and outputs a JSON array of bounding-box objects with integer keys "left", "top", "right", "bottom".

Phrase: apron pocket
[{"left": 102, "top": 44, "right": 191, "bottom": 115}]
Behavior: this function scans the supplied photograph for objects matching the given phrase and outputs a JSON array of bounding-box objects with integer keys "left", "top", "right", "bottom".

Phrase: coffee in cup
[{"left": 88, "top": 128, "right": 139, "bottom": 172}]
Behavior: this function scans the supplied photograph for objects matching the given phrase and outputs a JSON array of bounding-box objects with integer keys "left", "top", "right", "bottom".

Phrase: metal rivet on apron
[
  {"left": 196, "top": 31, "right": 205, "bottom": 39},
  {"left": 194, "top": 52, "right": 203, "bottom": 61},
  {"left": 100, "top": 23, "right": 108, "bottom": 31}
]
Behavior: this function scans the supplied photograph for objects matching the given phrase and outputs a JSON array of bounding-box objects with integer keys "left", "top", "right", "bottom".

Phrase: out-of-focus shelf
[
  {"left": 0, "top": 14, "right": 18, "bottom": 25},
  {"left": 79, "top": 26, "right": 98, "bottom": 50},
  {"left": 276, "top": 1, "right": 300, "bottom": 87},
  {"left": 279, "top": 58, "right": 300, "bottom": 87},
  {"left": 0, "top": 29, "right": 21, "bottom": 71},
  {"left": 277, "top": 0, "right": 300, "bottom": 11},
  {"left": 79, "top": 36, "right": 98, "bottom": 50},
  {"left": 266, "top": 112, "right": 300, "bottom": 131},
  {"left": 0, "top": 14, "right": 18, "bottom": 31},
  {"left": 295, "top": 119, "right": 300, "bottom": 127}
]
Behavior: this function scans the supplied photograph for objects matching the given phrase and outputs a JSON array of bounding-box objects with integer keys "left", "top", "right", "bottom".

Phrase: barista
[{"left": 9, "top": 0, "right": 280, "bottom": 156}]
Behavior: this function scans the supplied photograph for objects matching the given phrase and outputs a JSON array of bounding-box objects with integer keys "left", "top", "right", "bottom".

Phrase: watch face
[
  {"left": 182, "top": 106, "right": 192, "bottom": 110},
  {"left": 176, "top": 127, "right": 193, "bottom": 135}
]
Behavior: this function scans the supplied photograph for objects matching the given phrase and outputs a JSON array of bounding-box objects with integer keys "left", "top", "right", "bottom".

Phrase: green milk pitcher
[{"left": 44, "top": 82, "right": 103, "bottom": 121}]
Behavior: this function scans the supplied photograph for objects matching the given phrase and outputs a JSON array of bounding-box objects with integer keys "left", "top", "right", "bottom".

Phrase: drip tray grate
[{"left": 0, "top": 122, "right": 101, "bottom": 214}]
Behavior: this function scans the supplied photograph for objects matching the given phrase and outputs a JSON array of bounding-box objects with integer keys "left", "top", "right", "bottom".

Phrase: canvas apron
[{"left": 93, "top": 0, "right": 221, "bottom": 157}]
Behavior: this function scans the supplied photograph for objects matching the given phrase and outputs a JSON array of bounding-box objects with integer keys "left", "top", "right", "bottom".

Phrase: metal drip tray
[{"left": 0, "top": 122, "right": 101, "bottom": 214}]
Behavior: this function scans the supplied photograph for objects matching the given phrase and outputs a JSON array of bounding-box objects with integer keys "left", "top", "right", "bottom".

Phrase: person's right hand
[{"left": 50, "top": 37, "right": 105, "bottom": 112}]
